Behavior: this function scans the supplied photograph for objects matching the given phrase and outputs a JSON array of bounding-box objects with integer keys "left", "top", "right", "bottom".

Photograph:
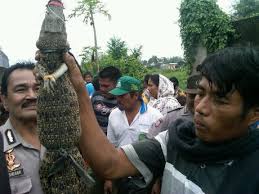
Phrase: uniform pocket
[{"left": 10, "top": 176, "right": 32, "bottom": 194}]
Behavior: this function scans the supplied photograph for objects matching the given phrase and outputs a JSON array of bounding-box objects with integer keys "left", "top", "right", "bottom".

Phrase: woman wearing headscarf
[{"left": 147, "top": 74, "right": 181, "bottom": 115}]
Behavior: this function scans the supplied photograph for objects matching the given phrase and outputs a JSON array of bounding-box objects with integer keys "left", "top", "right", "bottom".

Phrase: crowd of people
[{"left": 0, "top": 47, "right": 259, "bottom": 194}]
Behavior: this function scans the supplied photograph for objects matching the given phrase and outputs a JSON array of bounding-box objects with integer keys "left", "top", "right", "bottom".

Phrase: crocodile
[{"left": 35, "top": 1, "right": 93, "bottom": 193}]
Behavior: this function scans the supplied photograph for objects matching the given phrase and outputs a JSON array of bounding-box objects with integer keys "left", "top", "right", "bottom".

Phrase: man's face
[
  {"left": 2, "top": 69, "right": 39, "bottom": 122},
  {"left": 99, "top": 78, "right": 116, "bottom": 98},
  {"left": 116, "top": 93, "right": 138, "bottom": 111},
  {"left": 194, "top": 77, "right": 252, "bottom": 142}
]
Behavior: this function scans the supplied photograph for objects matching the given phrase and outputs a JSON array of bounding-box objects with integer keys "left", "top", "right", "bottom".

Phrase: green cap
[{"left": 109, "top": 76, "right": 141, "bottom": 96}]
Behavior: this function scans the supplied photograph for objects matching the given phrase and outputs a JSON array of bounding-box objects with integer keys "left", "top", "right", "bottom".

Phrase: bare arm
[{"left": 63, "top": 53, "right": 138, "bottom": 179}]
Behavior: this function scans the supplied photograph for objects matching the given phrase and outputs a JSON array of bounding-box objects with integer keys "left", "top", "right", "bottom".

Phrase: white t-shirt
[{"left": 107, "top": 104, "right": 163, "bottom": 148}]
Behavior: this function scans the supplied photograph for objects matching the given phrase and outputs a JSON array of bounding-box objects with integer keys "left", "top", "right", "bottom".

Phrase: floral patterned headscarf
[{"left": 148, "top": 74, "right": 181, "bottom": 115}]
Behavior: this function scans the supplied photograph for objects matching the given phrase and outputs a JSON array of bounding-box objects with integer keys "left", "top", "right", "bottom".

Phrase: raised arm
[{"left": 63, "top": 53, "right": 138, "bottom": 179}]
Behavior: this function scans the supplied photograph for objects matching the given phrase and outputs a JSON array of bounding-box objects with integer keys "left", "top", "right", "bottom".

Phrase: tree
[
  {"left": 142, "top": 60, "right": 148, "bottom": 66},
  {"left": 233, "top": 0, "right": 259, "bottom": 19},
  {"left": 107, "top": 37, "right": 128, "bottom": 60},
  {"left": 79, "top": 46, "right": 96, "bottom": 73},
  {"left": 179, "top": 0, "right": 235, "bottom": 70},
  {"left": 69, "top": 0, "right": 111, "bottom": 73},
  {"left": 98, "top": 55, "right": 147, "bottom": 80},
  {"left": 130, "top": 46, "right": 143, "bottom": 59},
  {"left": 80, "top": 37, "right": 147, "bottom": 79},
  {"left": 98, "top": 37, "right": 147, "bottom": 80},
  {"left": 147, "top": 56, "right": 159, "bottom": 65},
  {"left": 169, "top": 56, "right": 184, "bottom": 63}
]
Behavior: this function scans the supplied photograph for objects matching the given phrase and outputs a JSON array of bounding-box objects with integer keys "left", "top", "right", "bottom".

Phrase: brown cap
[{"left": 185, "top": 74, "right": 202, "bottom": 94}]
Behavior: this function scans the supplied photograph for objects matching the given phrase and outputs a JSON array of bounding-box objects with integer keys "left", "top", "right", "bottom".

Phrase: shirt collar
[
  {"left": 1, "top": 119, "right": 22, "bottom": 152},
  {"left": 1, "top": 119, "right": 42, "bottom": 152},
  {"left": 140, "top": 99, "right": 147, "bottom": 114},
  {"left": 120, "top": 99, "right": 147, "bottom": 114}
]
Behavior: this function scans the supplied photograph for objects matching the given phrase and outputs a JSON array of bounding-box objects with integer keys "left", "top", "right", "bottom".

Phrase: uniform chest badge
[
  {"left": 5, "top": 129, "right": 16, "bottom": 145},
  {"left": 5, "top": 148, "right": 21, "bottom": 171}
]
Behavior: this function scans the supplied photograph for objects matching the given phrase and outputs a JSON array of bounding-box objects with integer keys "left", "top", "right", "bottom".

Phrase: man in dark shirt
[
  {"left": 66, "top": 47, "right": 259, "bottom": 194},
  {"left": 91, "top": 66, "right": 121, "bottom": 134}
]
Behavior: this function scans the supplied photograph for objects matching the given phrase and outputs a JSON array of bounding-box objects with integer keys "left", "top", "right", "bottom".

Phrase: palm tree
[{"left": 69, "top": 0, "right": 111, "bottom": 73}]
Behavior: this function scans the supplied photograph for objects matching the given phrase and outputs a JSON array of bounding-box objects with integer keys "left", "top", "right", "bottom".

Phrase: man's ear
[
  {"left": 248, "top": 107, "right": 259, "bottom": 125},
  {"left": 0, "top": 95, "right": 9, "bottom": 112}
]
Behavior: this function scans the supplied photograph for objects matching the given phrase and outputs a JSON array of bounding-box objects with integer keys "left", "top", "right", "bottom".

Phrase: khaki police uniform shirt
[
  {"left": 148, "top": 106, "right": 193, "bottom": 138},
  {"left": 0, "top": 119, "right": 46, "bottom": 194}
]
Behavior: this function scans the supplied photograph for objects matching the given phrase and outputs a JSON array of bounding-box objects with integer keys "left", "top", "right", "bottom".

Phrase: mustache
[{"left": 22, "top": 100, "right": 37, "bottom": 108}]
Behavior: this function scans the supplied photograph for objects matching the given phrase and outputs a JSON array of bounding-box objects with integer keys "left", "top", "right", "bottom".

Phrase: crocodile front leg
[{"left": 35, "top": 63, "right": 68, "bottom": 93}]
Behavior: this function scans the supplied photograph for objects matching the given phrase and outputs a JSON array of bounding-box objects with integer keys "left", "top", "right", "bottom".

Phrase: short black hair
[
  {"left": 149, "top": 74, "right": 159, "bottom": 87},
  {"left": 98, "top": 66, "right": 121, "bottom": 82},
  {"left": 143, "top": 74, "right": 151, "bottom": 85},
  {"left": 198, "top": 47, "right": 259, "bottom": 116},
  {"left": 92, "top": 76, "right": 100, "bottom": 91},
  {"left": 83, "top": 71, "right": 93, "bottom": 78},
  {"left": 169, "top": 76, "right": 179, "bottom": 91},
  {"left": 1, "top": 62, "right": 35, "bottom": 96},
  {"left": 170, "top": 76, "right": 179, "bottom": 86}
]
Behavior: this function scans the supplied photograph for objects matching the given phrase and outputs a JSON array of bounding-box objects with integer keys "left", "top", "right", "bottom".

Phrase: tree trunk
[{"left": 90, "top": 9, "right": 99, "bottom": 73}]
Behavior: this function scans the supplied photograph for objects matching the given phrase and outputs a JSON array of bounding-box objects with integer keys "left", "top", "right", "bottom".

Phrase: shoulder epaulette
[{"left": 167, "top": 106, "right": 184, "bottom": 114}]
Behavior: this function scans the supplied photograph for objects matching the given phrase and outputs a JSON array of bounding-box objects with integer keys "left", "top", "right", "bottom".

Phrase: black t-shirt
[
  {"left": 124, "top": 125, "right": 259, "bottom": 194},
  {"left": 91, "top": 91, "right": 117, "bottom": 134},
  {"left": 0, "top": 133, "right": 11, "bottom": 194}
]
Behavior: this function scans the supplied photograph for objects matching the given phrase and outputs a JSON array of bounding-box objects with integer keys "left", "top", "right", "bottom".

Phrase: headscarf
[{"left": 148, "top": 74, "right": 180, "bottom": 115}]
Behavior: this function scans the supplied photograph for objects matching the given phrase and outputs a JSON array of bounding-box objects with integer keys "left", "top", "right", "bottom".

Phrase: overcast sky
[{"left": 0, "top": 0, "right": 233, "bottom": 65}]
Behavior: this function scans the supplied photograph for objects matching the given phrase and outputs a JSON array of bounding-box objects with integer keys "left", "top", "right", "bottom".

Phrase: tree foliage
[
  {"left": 69, "top": 0, "right": 111, "bottom": 73},
  {"left": 147, "top": 56, "right": 159, "bottom": 65},
  {"left": 81, "top": 37, "right": 147, "bottom": 80},
  {"left": 179, "top": 0, "right": 235, "bottom": 65},
  {"left": 99, "top": 55, "right": 147, "bottom": 80},
  {"left": 80, "top": 46, "right": 100, "bottom": 72},
  {"left": 233, "top": 0, "right": 259, "bottom": 19},
  {"left": 144, "top": 56, "right": 184, "bottom": 67},
  {"left": 130, "top": 46, "right": 143, "bottom": 59},
  {"left": 107, "top": 37, "right": 128, "bottom": 60},
  {"left": 69, "top": 0, "right": 111, "bottom": 23}
]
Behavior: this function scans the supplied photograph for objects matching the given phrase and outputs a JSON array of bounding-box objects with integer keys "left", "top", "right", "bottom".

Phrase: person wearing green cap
[{"left": 104, "top": 76, "right": 163, "bottom": 194}]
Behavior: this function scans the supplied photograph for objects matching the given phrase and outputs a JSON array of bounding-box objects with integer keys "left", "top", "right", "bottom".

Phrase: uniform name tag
[{"left": 9, "top": 169, "right": 24, "bottom": 178}]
